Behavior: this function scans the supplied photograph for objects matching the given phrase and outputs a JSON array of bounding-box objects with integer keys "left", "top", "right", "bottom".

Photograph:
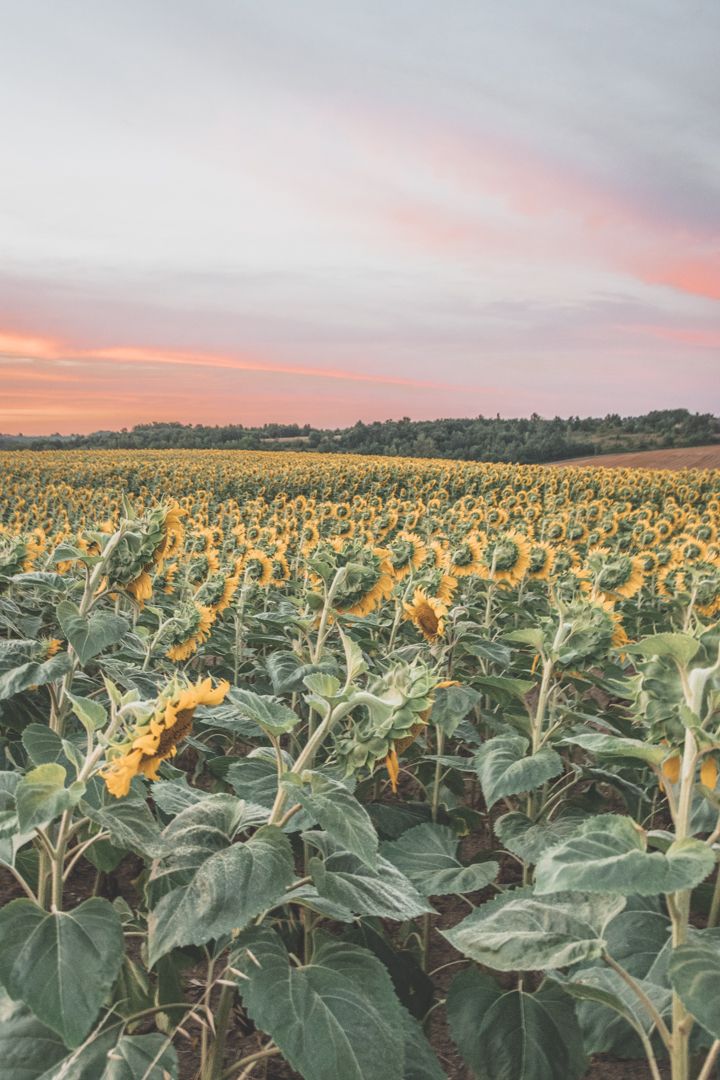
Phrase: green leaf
[
  {"left": 0, "top": 897, "right": 124, "bottom": 1047},
  {"left": 282, "top": 883, "right": 356, "bottom": 923},
  {"left": 15, "top": 764, "right": 85, "bottom": 831},
  {"left": 563, "top": 732, "right": 665, "bottom": 765},
  {"left": 233, "top": 928, "right": 405, "bottom": 1080},
  {"left": 474, "top": 736, "right": 563, "bottom": 809},
  {"left": 219, "top": 687, "right": 300, "bottom": 736},
  {"left": 291, "top": 774, "right": 378, "bottom": 868},
  {"left": 266, "top": 651, "right": 337, "bottom": 694},
  {"left": 600, "top": 897, "right": 670, "bottom": 979},
  {"left": 148, "top": 825, "right": 294, "bottom": 965},
  {"left": 339, "top": 628, "right": 367, "bottom": 682},
  {"left": 102, "top": 1034, "right": 178, "bottom": 1079},
  {"left": 669, "top": 933, "right": 720, "bottom": 1038},
  {"left": 304, "top": 672, "right": 342, "bottom": 697},
  {"left": 447, "top": 967, "right": 587, "bottom": 1080},
  {"left": 148, "top": 793, "right": 268, "bottom": 897},
  {"left": 552, "top": 968, "right": 671, "bottom": 1055},
  {"left": 626, "top": 633, "right": 700, "bottom": 666},
  {"left": 472, "top": 675, "right": 534, "bottom": 702},
  {"left": 0, "top": 989, "right": 67, "bottom": 1080},
  {"left": 55, "top": 600, "right": 129, "bottom": 665},
  {"left": 310, "top": 847, "right": 434, "bottom": 919},
  {"left": 495, "top": 810, "right": 589, "bottom": 865},
  {"left": 441, "top": 887, "right": 624, "bottom": 971},
  {"left": 381, "top": 823, "right": 498, "bottom": 896},
  {"left": 534, "top": 815, "right": 715, "bottom": 896},
  {"left": 0, "top": 652, "right": 71, "bottom": 701},
  {"left": 84, "top": 797, "right": 166, "bottom": 860},
  {"left": 430, "top": 684, "right": 482, "bottom": 737},
  {"left": 22, "top": 724, "right": 72, "bottom": 767},
  {"left": 401, "top": 1010, "right": 446, "bottom": 1080},
  {"left": 10, "top": 571, "right": 70, "bottom": 592},
  {"left": 66, "top": 692, "right": 107, "bottom": 733},
  {"left": 226, "top": 755, "right": 281, "bottom": 808},
  {"left": 504, "top": 627, "right": 545, "bottom": 650}
]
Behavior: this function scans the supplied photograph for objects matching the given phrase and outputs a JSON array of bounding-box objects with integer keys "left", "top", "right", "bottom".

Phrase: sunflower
[
  {"left": 101, "top": 676, "right": 229, "bottom": 797},
  {"left": 330, "top": 544, "right": 394, "bottom": 617},
  {"left": 586, "top": 549, "right": 645, "bottom": 601},
  {"left": 701, "top": 756, "right": 718, "bottom": 790},
  {"left": 240, "top": 548, "right": 274, "bottom": 587},
  {"left": 403, "top": 588, "right": 447, "bottom": 643},
  {"left": 154, "top": 501, "right": 185, "bottom": 564},
  {"left": 165, "top": 601, "right": 216, "bottom": 661},
  {"left": 482, "top": 530, "right": 531, "bottom": 585},
  {"left": 527, "top": 541, "right": 555, "bottom": 581},
  {"left": 446, "top": 536, "right": 483, "bottom": 577},
  {"left": 388, "top": 531, "right": 427, "bottom": 579},
  {"left": 195, "top": 570, "right": 240, "bottom": 614}
]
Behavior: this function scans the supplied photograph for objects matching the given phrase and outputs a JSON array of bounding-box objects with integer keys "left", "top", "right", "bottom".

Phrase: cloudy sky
[{"left": 1, "top": 1, "right": 718, "bottom": 433}]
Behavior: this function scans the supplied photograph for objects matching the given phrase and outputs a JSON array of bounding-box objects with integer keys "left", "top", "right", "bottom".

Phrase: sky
[{"left": 1, "top": 0, "right": 719, "bottom": 434}]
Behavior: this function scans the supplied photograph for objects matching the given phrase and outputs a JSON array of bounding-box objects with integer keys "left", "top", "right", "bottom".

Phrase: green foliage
[
  {"left": 233, "top": 929, "right": 406, "bottom": 1080},
  {"left": 0, "top": 898, "right": 124, "bottom": 1047}
]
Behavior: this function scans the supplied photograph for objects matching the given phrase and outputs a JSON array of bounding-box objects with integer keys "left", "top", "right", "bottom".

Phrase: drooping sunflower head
[
  {"left": 403, "top": 588, "right": 447, "bottom": 643},
  {"left": 325, "top": 541, "right": 395, "bottom": 617},
  {"left": 195, "top": 570, "right": 240, "bottom": 614},
  {"left": 555, "top": 596, "right": 627, "bottom": 667},
  {"left": 164, "top": 601, "right": 216, "bottom": 661},
  {"left": 101, "top": 675, "right": 229, "bottom": 797},
  {"left": 239, "top": 548, "right": 274, "bottom": 587}
]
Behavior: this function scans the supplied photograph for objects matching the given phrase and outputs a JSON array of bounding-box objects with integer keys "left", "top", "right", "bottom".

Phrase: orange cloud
[
  {"left": 633, "top": 258, "right": 720, "bottom": 302},
  {"left": 0, "top": 329, "right": 472, "bottom": 393}
]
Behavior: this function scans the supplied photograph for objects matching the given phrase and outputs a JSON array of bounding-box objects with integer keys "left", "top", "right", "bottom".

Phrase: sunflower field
[{"left": 1, "top": 448, "right": 720, "bottom": 1080}]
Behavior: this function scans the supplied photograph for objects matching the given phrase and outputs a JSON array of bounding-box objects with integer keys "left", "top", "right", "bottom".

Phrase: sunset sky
[{"left": 1, "top": 1, "right": 719, "bottom": 434}]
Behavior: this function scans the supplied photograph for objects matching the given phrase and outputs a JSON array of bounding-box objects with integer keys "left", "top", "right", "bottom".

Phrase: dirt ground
[{"left": 551, "top": 444, "right": 720, "bottom": 471}]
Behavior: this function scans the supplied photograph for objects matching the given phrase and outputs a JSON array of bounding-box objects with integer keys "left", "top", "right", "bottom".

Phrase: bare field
[{"left": 553, "top": 443, "right": 720, "bottom": 470}]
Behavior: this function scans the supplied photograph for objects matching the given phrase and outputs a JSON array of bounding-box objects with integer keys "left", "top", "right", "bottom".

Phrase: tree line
[{"left": 3, "top": 409, "right": 718, "bottom": 464}]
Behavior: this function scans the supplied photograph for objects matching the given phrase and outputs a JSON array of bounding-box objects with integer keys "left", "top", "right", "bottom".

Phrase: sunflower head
[
  {"left": 403, "top": 588, "right": 447, "bottom": 643},
  {"left": 101, "top": 676, "right": 229, "bottom": 797}
]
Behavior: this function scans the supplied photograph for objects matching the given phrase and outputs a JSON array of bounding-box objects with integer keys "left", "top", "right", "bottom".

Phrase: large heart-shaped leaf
[
  {"left": 84, "top": 797, "right": 166, "bottom": 860},
  {"left": 534, "top": 815, "right": 715, "bottom": 896},
  {"left": 447, "top": 967, "right": 587, "bottom": 1080},
  {"left": 495, "top": 810, "right": 589, "bottom": 865},
  {"left": 148, "top": 825, "right": 294, "bottom": 965},
  {"left": 669, "top": 932, "right": 720, "bottom": 1039},
  {"left": 15, "top": 764, "right": 85, "bottom": 831},
  {"left": 430, "top": 684, "right": 483, "bottom": 736},
  {"left": 442, "top": 888, "right": 624, "bottom": 971},
  {"left": 310, "top": 848, "right": 434, "bottom": 919},
  {"left": 233, "top": 929, "right": 404, "bottom": 1080},
  {"left": 148, "top": 793, "right": 268, "bottom": 897},
  {"left": 552, "top": 967, "right": 672, "bottom": 1055},
  {"left": 0, "top": 898, "right": 124, "bottom": 1047},
  {"left": 0, "top": 653, "right": 71, "bottom": 701},
  {"left": 563, "top": 733, "right": 666, "bottom": 766},
  {"left": 0, "top": 989, "right": 67, "bottom": 1079},
  {"left": 56, "top": 600, "right": 129, "bottom": 666},
  {"left": 291, "top": 774, "right": 378, "bottom": 868},
  {"left": 474, "top": 736, "right": 563, "bottom": 809},
  {"left": 381, "top": 822, "right": 498, "bottom": 896},
  {"left": 209, "top": 687, "right": 300, "bottom": 736}
]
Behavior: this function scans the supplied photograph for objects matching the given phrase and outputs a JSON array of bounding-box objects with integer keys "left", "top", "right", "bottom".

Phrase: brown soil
[{"left": 551, "top": 444, "right": 720, "bottom": 471}]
